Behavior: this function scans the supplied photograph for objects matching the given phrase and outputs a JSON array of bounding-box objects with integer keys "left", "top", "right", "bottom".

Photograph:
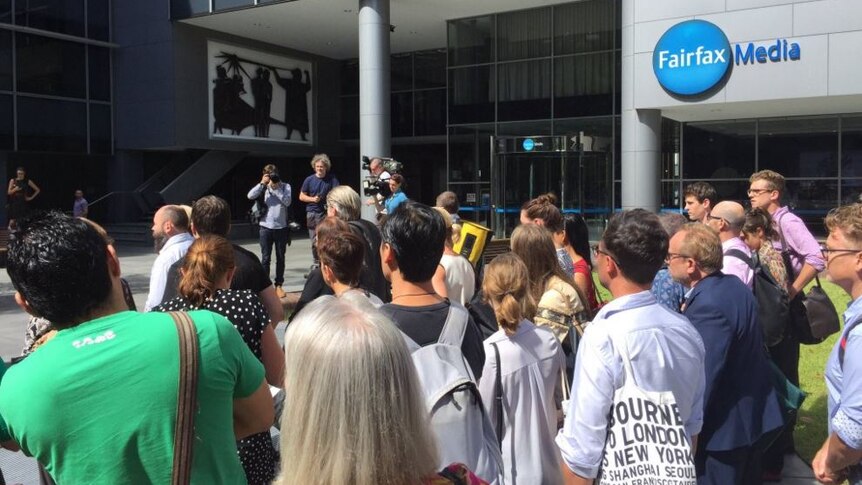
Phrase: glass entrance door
[{"left": 491, "top": 135, "right": 612, "bottom": 238}]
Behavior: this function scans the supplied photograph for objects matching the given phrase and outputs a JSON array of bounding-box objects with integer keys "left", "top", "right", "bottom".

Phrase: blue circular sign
[
  {"left": 522, "top": 138, "right": 535, "bottom": 151},
  {"left": 653, "top": 20, "right": 730, "bottom": 96}
]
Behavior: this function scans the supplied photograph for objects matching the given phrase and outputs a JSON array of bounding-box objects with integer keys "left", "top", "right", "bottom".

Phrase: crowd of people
[{"left": 0, "top": 158, "right": 860, "bottom": 485}]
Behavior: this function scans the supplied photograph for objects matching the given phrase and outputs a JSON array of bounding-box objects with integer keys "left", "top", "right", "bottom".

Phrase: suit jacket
[{"left": 683, "top": 272, "right": 783, "bottom": 452}]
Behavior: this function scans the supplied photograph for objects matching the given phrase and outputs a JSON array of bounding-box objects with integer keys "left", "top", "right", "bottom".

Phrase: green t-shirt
[
  {"left": 0, "top": 310, "right": 264, "bottom": 484},
  {"left": 0, "top": 359, "right": 8, "bottom": 443}
]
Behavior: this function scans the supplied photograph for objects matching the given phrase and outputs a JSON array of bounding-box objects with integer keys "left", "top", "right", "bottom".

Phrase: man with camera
[
  {"left": 248, "top": 163, "right": 292, "bottom": 298},
  {"left": 364, "top": 157, "right": 392, "bottom": 217}
]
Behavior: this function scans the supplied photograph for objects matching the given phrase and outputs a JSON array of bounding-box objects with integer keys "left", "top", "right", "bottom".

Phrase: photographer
[
  {"left": 247, "top": 163, "right": 292, "bottom": 298},
  {"left": 365, "top": 157, "right": 392, "bottom": 216}
]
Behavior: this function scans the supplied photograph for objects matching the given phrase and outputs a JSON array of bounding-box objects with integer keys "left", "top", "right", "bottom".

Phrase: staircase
[{"left": 104, "top": 222, "right": 154, "bottom": 246}]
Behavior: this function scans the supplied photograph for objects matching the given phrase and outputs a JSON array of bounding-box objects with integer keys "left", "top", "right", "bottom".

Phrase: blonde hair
[
  {"left": 276, "top": 296, "right": 439, "bottom": 485},
  {"left": 178, "top": 235, "right": 234, "bottom": 307},
  {"left": 825, "top": 203, "right": 862, "bottom": 246},
  {"left": 433, "top": 206, "right": 461, "bottom": 248},
  {"left": 678, "top": 223, "right": 723, "bottom": 274},
  {"left": 483, "top": 253, "right": 535, "bottom": 335},
  {"left": 311, "top": 153, "right": 331, "bottom": 170},
  {"left": 750, "top": 169, "right": 786, "bottom": 194},
  {"left": 510, "top": 224, "right": 589, "bottom": 315},
  {"left": 327, "top": 185, "right": 362, "bottom": 221}
]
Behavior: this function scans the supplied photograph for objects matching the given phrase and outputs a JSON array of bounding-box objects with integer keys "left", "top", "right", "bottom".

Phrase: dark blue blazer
[{"left": 683, "top": 272, "right": 784, "bottom": 452}]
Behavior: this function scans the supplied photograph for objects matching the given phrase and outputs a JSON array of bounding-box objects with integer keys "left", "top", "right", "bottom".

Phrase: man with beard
[{"left": 145, "top": 205, "right": 194, "bottom": 311}]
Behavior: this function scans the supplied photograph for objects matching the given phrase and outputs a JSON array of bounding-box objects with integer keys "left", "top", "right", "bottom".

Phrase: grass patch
[{"left": 592, "top": 273, "right": 853, "bottom": 463}]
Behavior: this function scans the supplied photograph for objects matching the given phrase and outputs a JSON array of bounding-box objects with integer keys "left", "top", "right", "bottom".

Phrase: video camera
[{"left": 361, "top": 155, "right": 403, "bottom": 197}]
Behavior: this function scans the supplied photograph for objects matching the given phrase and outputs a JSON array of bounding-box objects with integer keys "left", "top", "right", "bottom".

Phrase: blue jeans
[{"left": 260, "top": 227, "right": 289, "bottom": 286}]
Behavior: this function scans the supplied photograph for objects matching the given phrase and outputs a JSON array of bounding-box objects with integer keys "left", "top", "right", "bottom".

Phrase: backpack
[
  {"left": 724, "top": 249, "right": 789, "bottom": 347},
  {"left": 404, "top": 303, "right": 504, "bottom": 485}
]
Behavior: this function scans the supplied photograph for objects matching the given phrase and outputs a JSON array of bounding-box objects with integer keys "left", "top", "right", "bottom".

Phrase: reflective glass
[
  {"left": 17, "top": 97, "right": 87, "bottom": 152},
  {"left": 391, "top": 53, "right": 412, "bottom": 92},
  {"left": 497, "top": 120, "right": 551, "bottom": 137},
  {"left": 339, "top": 95, "right": 358, "bottom": 140},
  {"left": 17, "top": 33, "right": 86, "bottom": 98},
  {"left": 341, "top": 60, "right": 359, "bottom": 95},
  {"left": 89, "top": 103, "right": 111, "bottom": 154},
  {"left": 88, "top": 46, "right": 110, "bottom": 101},
  {"left": 784, "top": 179, "right": 837, "bottom": 236},
  {"left": 213, "top": 0, "right": 251, "bottom": 11},
  {"left": 497, "top": 7, "right": 550, "bottom": 61},
  {"left": 448, "top": 124, "right": 493, "bottom": 182},
  {"left": 842, "top": 179, "right": 862, "bottom": 205},
  {"left": 662, "top": 118, "right": 681, "bottom": 179},
  {"left": 448, "top": 16, "right": 494, "bottom": 66},
  {"left": 391, "top": 91, "right": 413, "bottom": 137},
  {"left": 841, "top": 116, "right": 862, "bottom": 178},
  {"left": 0, "top": 94, "right": 12, "bottom": 150},
  {"left": 0, "top": 0, "right": 11, "bottom": 24},
  {"left": 661, "top": 181, "right": 682, "bottom": 211},
  {"left": 554, "top": 53, "right": 615, "bottom": 118},
  {"left": 87, "top": 0, "right": 109, "bottom": 40},
  {"left": 758, "top": 117, "right": 838, "bottom": 178},
  {"left": 16, "top": 0, "right": 85, "bottom": 37},
  {"left": 498, "top": 59, "right": 550, "bottom": 121},
  {"left": 414, "top": 50, "right": 445, "bottom": 89},
  {"left": 554, "top": 0, "right": 616, "bottom": 55},
  {"left": 682, "top": 121, "right": 755, "bottom": 179},
  {"left": 448, "top": 66, "right": 494, "bottom": 124},
  {"left": 170, "top": 0, "right": 209, "bottom": 19},
  {"left": 415, "top": 89, "right": 445, "bottom": 136},
  {"left": 0, "top": 31, "right": 11, "bottom": 91}
]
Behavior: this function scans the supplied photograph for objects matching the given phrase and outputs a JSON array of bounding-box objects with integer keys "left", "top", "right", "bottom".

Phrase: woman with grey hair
[{"left": 276, "top": 296, "right": 488, "bottom": 485}]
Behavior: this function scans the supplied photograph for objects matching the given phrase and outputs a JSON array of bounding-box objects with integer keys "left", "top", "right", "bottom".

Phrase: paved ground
[{"left": 0, "top": 235, "right": 821, "bottom": 484}]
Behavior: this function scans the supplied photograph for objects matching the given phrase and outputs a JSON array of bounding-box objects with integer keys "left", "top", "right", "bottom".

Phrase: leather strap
[
  {"left": 170, "top": 311, "right": 199, "bottom": 485},
  {"left": 491, "top": 342, "right": 503, "bottom": 450}
]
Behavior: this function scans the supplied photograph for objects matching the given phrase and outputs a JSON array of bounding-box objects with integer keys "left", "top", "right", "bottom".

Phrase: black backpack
[{"left": 725, "top": 249, "right": 789, "bottom": 347}]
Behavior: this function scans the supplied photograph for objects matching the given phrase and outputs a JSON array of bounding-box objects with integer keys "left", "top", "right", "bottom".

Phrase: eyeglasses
[
  {"left": 820, "top": 244, "right": 862, "bottom": 258},
  {"left": 706, "top": 214, "right": 725, "bottom": 223},
  {"left": 665, "top": 252, "right": 691, "bottom": 263},
  {"left": 591, "top": 244, "right": 622, "bottom": 267},
  {"left": 747, "top": 188, "right": 772, "bottom": 196}
]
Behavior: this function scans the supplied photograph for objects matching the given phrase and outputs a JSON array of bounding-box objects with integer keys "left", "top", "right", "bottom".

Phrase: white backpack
[{"left": 404, "top": 303, "right": 504, "bottom": 485}]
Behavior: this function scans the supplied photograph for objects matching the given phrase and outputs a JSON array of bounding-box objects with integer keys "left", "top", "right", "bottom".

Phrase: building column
[
  {"left": 620, "top": 0, "right": 661, "bottom": 211},
  {"left": 358, "top": 0, "right": 391, "bottom": 222}
]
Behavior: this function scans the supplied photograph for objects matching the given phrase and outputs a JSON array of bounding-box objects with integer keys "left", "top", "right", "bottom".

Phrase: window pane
[
  {"left": 554, "top": 0, "right": 616, "bottom": 55},
  {"left": 448, "top": 66, "right": 494, "bottom": 124},
  {"left": 661, "top": 181, "right": 682, "bottom": 211},
  {"left": 759, "top": 117, "right": 838, "bottom": 178},
  {"left": 0, "top": 0, "right": 11, "bottom": 24},
  {"left": 554, "top": 53, "right": 614, "bottom": 118},
  {"left": 88, "top": 46, "right": 110, "bottom": 101},
  {"left": 497, "top": 7, "right": 550, "bottom": 61},
  {"left": 341, "top": 60, "right": 358, "bottom": 96},
  {"left": 414, "top": 50, "right": 445, "bottom": 89},
  {"left": 89, "top": 103, "right": 111, "bottom": 154},
  {"left": 682, "top": 121, "right": 755, "bottom": 179},
  {"left": 841, "top": 116, "right": 862, "bottom": 178},
  {"left": 339, "top": 95, "right": 358, "bottom": 140},
  {"left": 18, "top": 97, "right": 87, "bottom": 152},
  {"left": 170, "top": 0, "right": 208, "bottom": 19},
  {"left": 213, "top": 0, "right": 251, "bottom": 11},
  {"left": 661, "top": 118, "right": 681, "bottom": 179},
  {"left": 784, "top": 179, "right": 836, "bottom": 236},
  {"left": 497, "top": 120, "right": 551, "bottom": 137},
  {"left": 448, "top": 124, "right": 493, "bottom": 182},
  {"left": 391, "top": 91, "right": 412, "bottom": 138},
  {"left": 842, "top": 179, "right": 862, "bottom": 205},
  {"left": 87, "top": 0, "right": 109, "bottom": 41},
  {"left": 0, "top": 31, "right": 11, "bottom": 91},
  {"left": 0, "top": 94, "right": 13, "bottom": 150},
  {"left": 448, "top": 16, "right": 494, "bottom": 66},
  {"left": 391, "top": 53, "right": 412, "bottom": 91},
  {"left": 16, "top": 0, "right": 85, "bottom": 37},
  {"left": 17, "top": 33, "right": 86, "bottom": 98},
  {"left": 415, "top": 89, "right": 445, "bottom": 136},
  {"left": 498, "top": 59, "right": 550, "bottom": 121}
]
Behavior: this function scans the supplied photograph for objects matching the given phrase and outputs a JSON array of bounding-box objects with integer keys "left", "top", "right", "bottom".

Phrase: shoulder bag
[{"left": 170, "top": 311, "right": 199, "bottom": 485}]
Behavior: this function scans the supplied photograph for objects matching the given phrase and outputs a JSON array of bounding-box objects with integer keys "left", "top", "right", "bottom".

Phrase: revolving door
[{"left": 490, "top": 135, "right": 612, "bottom": 238}]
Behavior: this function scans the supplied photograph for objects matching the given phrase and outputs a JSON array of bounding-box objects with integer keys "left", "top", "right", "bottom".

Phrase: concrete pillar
[
  {"left": 358, "top": 0, "right": 391, "bottom": 222},
  {"left": 620, "top": 0, "right": 661, "bottom": 211}
]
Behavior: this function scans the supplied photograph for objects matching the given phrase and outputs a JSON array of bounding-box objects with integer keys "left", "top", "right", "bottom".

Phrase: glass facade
[
  {"left": 171, "top": 0, "right": 297, "bottom": 20},
  {"left": 447, "top": 1, "right": 621, "bottom": 231},
  {"left": 0, "top": 0, "right": 111, "bottom": 154},
  {"left": 664, "top": 114, "right": 862, "bottom": 234}
]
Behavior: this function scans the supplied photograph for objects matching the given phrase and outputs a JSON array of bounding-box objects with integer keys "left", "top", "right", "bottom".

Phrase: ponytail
[
  {"left": 482, "top": 253, "right": 535, "bottom": 335},
  {"left": 178, "top": 235, "right": 235, "bottom": 307}
]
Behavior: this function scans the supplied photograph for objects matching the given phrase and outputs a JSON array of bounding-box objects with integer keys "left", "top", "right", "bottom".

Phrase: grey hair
[
  {"left": 327, "top": 185, "right": 361, "bottom": 221},
  {"left": 275, "top": 296, "right": 439, "bottom": 485},
  {"left": 311, "top": 153, "right": 331, "bottom": 170}
]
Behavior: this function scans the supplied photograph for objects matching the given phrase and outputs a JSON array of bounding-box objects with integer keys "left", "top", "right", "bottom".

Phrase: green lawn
[{"left": 592, "top": 274, "right": 853, "bottom": 463}]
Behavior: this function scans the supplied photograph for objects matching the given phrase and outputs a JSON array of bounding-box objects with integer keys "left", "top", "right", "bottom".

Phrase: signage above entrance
[
  {"left": 653, "top": 20, "right": 802, "bottom": 98},
  {"left": 653, "top": 20, "right": 731, "bottom": 97}
]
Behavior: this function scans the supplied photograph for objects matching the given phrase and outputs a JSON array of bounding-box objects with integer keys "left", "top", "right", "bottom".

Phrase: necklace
[{"left": 391, "top": 291, "right": 437, "bottom": 301}]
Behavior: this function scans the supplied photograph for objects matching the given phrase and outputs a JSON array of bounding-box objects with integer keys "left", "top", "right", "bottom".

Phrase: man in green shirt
[{"left": 0, "top": 212, "right": 273, "bottom": 484}]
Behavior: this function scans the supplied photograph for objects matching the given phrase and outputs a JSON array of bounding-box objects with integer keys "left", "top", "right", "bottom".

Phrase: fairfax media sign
[{"left": 653, "top": 20, "right": 801, "bottom": 97}]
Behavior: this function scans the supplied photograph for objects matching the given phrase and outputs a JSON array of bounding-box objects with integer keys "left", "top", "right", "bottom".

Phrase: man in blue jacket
[{"left": 668, "top": 222, "right": 783, "bottom": 484}]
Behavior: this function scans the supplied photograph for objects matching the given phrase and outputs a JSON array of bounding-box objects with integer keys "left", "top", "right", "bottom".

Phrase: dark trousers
[
  {"left": 696, "top": 443, "right": 763, "bottom": 485},
  {"left": 260, "top": 227, "right": 289, "bottom": 286},
  {"left": 307, "top": 211, "right": 324, "bottom": 264},
  {"left": 763, "top": 327, "right": 800, "bottom": 472}
]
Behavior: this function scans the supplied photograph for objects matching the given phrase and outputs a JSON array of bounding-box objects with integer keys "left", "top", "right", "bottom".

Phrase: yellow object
[{"left": 453, "top": 220, "right": 493, "bottom": 267}]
